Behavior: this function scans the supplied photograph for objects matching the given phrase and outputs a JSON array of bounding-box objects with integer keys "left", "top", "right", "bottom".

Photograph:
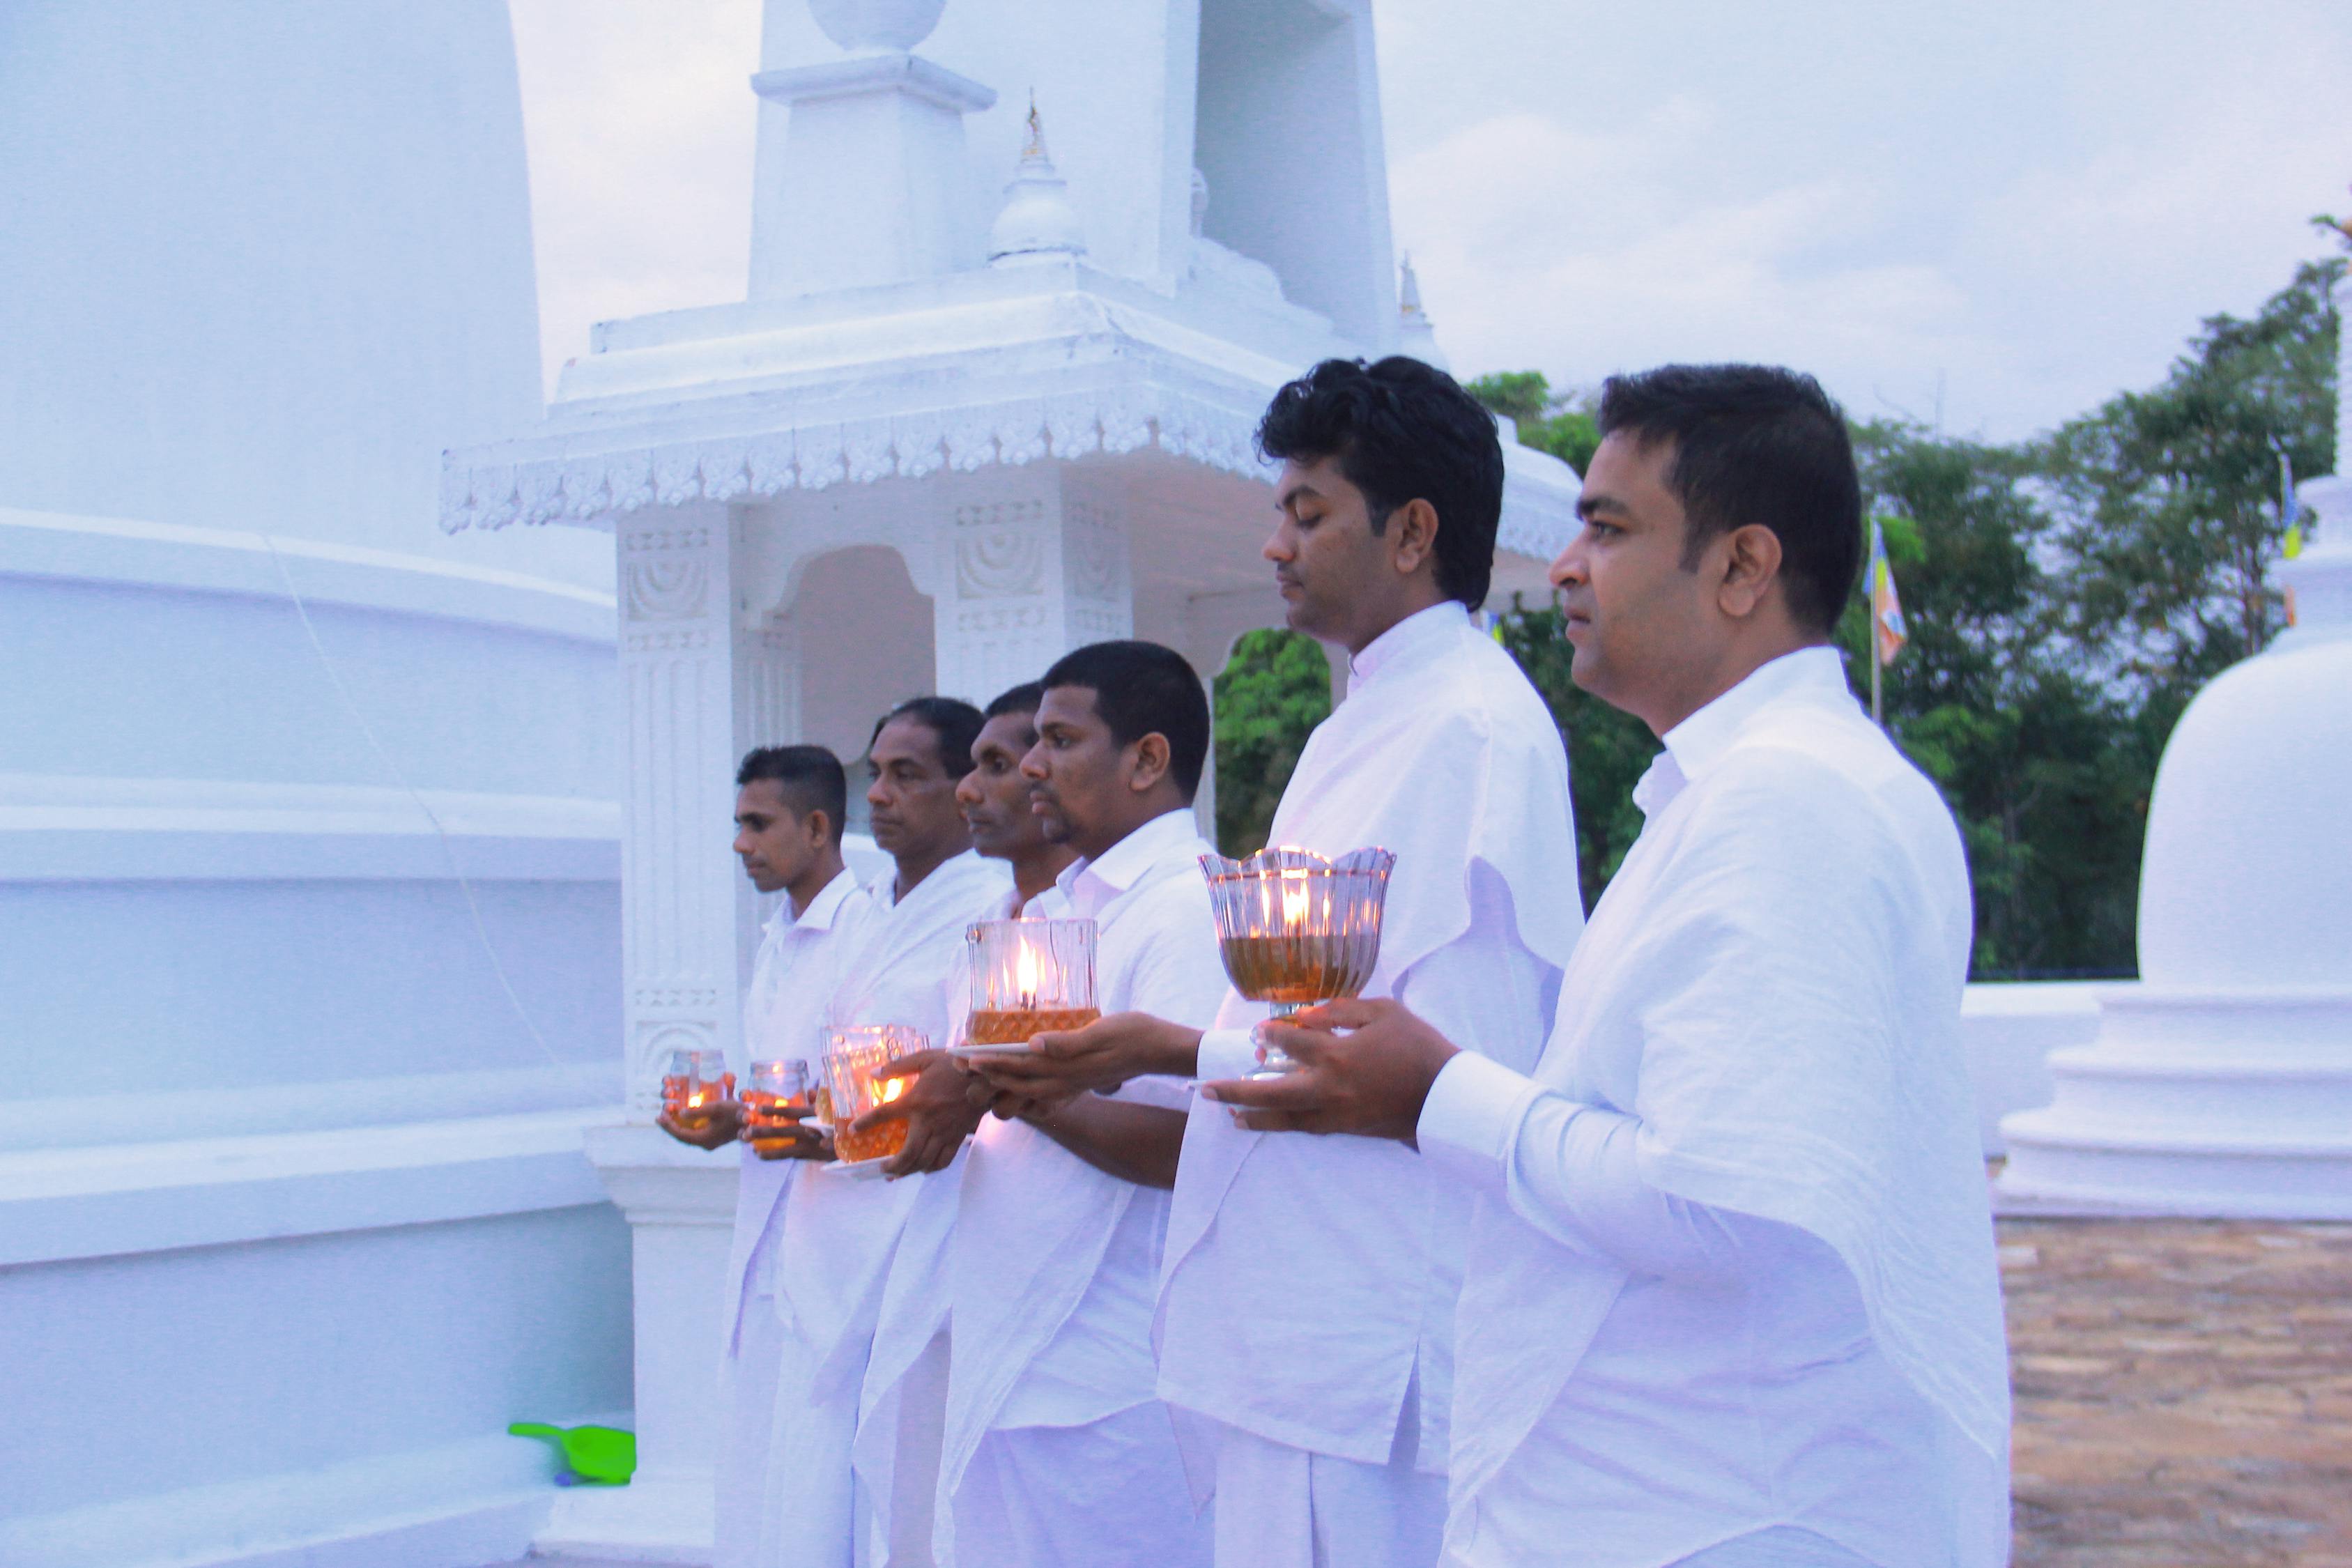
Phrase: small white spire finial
[
  {"left": 1397, "top": 252, "right": 1448, "bottom": 370},
  {"left": 990, "top": 98, "right": 1086, "bottom": 266}
]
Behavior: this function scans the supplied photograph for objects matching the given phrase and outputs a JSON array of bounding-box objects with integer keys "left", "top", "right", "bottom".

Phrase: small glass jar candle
[
  {"left": 822, "top": 1024, "right": 922, "bottom": 1163},
  {"left": 661, "top": 1047, "right": 735, "bottom": 1128},
  {"left": 741, "top": 1059, "right": 813, "bottom": 1143}
]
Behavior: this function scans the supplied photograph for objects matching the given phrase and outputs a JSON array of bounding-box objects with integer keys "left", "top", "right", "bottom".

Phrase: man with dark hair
[
  {"left": 984, "top": 367, "right": 1585, "bottom": 1568},
  {"left": 760, "top": 698, "right": 1010, "bottom": 1568},
  {"left": 955, "top": 682, "right": 1077, "bottom": 912},
  {"left": 922, "top": 638, "right": 1222, "bottom": 1568},
  {"left": 659, "top": 744, "right": 875, "bottom": 1568},
  {"left": 1210, "top": 364, "right": 2008, "bottom": 1567}
]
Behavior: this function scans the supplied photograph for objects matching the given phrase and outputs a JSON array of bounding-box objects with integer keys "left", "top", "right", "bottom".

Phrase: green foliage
[
  {"left": 1489, "top": 600, "right": 1658, "bottom": 910},
  {"left": 1465, "top": 371, "right": 1601, "bottom": 474},
  {"left": 2035, "top": 257, "right": 2340, "bottom": 726},
  {"left": 1211, "top": 627, "right": 1332, "bottom": 854},
  {"left": 1211, "top": 254, "right": 2340, "bottom": 980}
]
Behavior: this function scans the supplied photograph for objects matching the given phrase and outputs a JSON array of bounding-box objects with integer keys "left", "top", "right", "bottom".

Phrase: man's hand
[
  {"left": 656, "top": 1100, "right": 743, "bottom": 1151},
  {"left": 741, "top": 1105, "right": 831, "bottom": 1162},
  {"left": 856, "top": 1051, "right": 987, "bottom": 1177},
  {"left": 1199, "top": 998, "right": 1459, "bottom": 1142},
  {"left": 967, "top": 1010, "right": 1201, "bottom": 1105}
]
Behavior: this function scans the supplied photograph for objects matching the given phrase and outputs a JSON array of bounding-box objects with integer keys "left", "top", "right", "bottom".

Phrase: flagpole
[{"left": 1870, "top": 615, "right": 1883, "bottom": 727}]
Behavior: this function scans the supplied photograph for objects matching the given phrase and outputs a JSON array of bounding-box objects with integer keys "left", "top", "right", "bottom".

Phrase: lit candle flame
[
  {"left": 1015, "top": 939, "right": 1041, "bottom": 1010},
  {"left": 879, "top": 1077, "right": 907, "bottom": 1105},
  {"left": 1279, "top": 872, "right": 1312, "bottom": 929}
]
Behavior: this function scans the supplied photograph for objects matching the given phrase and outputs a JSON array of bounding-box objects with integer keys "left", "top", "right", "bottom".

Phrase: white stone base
[{"left": 1998, "top": 987, "right": 2352, "bottom": 1217}]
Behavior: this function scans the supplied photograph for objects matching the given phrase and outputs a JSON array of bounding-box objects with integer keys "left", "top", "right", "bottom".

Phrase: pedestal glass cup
[
  {"left": 964, "top": 918, "right": 1099, "bottom": 1047},
  {"left": 823, "top": 1024, "right": 921, "bottom": 1163},
  {"left": 741, "top": 1059, "right": 812, "bottom": 1147},
  {"left": 1199, "top": 845, "right": 1395, "bottom": 1075},
  {"left": 661, "top": 1048, "right": 735, "bottom": 1129}
]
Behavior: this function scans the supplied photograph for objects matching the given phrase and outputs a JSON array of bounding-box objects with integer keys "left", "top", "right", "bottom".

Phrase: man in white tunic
[
  {"left": 760, "top": 698, "right": 1010, "bottom": 1568},
  {"left": 1213, "top": 365, "right": 2011, "bottom": 1567},
  {"left": 954, "top": 682, "right": 1077, "bottom": 921},
  {"left": 981, "top": 359, "right": 1584, "bottom": 1568},
  {"left": 931, "top": 640, "right": 1227, "bottom": 1567},
  {"left": 659, "top": 745, "right": 875, "bottom": 1568}
]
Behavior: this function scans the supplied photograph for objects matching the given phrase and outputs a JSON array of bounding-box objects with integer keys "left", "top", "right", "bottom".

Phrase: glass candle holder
[
  {"left": 661, "top": 1047, "right": 735, "bottom": 1128},
  {"left": 823, "top": 1024, "right": 922, "bottom": 1163},
  {"left": 741, "top": 1059, "right": 813, "bottom": 1142},
  {"left": 964, "top": 918, "right": 1099, "bottom": 1047},
  {"left": 1199, "top": 845, "right": 1395, "bottom": 1074}
]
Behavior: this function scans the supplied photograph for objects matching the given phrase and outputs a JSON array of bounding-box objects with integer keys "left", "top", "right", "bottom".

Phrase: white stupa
[
  {"left": 439, "top": 0, "right": 1583, "bottom": 1555},
  {"left": 1998, "top": 263, "right": 2352, "bottom": 1216},
  {"left": 1, "top": 6, "right": 627, "bottom": 1565}
]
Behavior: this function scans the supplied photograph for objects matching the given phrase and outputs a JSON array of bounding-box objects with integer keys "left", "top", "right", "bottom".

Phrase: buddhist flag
[{"left": 1868, "top": 516, "right": 1907, "bottom": 666}]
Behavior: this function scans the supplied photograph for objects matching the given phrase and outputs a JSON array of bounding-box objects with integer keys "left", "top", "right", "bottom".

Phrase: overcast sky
[{"left": 509, "top": 0, "right": 2350, "bottom": 445}]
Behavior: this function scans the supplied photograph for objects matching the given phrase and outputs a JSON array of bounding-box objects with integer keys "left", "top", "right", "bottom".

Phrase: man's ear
[
  {"left": 1388, "top": 498, "right": 1440, "bottom": 578},
  {"left": 804, "top": 808, "right": 834, "bottom": 849},
  {"left": 1128, "top": 732, "right": 1172, "bottom": 794},
  {"left": 1716, "top": 523, "right": 1785, "bottom": 620}
]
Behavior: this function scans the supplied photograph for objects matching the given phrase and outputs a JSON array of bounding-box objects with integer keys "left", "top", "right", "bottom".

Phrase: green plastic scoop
[{"left": 508, "top": 1422, "right": 637, "bottom": 1485}]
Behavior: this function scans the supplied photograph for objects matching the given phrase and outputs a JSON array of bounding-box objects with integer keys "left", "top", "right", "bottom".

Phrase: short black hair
[
  {"left": 870, "top": 695, "right": 985, "bottom": 778},
  {"left": 1040, "top": 640, "right": 1211, "bottom": 801},
  {"left": 1255, "top": 355, "right": 1505, "bottom": 610},
  {"left": 1594, "top": 364, "right": 1862, "bottom": 633},
  {"left": 983, "top": 681, "right": 1045, "bottom": 722},
  {"left": 735, "top": 744, "right": 847, "bottom": 845}
]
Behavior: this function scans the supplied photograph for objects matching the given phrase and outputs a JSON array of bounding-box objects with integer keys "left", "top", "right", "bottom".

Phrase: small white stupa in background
[
  {"left": 1999, "top": 256, "right": 2352, "bottom": 1217},
  {"left": 1396, "top": 252, "right": 1452, "bottom": 371}
]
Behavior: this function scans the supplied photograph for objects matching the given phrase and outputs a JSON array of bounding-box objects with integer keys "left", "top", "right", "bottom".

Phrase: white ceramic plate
[
  {"left": 822, "top": 1155, "right": 893, "bottom": 1180},
  {"left": 946, "top": 1041, "right": 1038, "bottom": 1060}
]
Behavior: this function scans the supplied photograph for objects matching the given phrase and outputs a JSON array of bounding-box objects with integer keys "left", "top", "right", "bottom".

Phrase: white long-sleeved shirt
[
  {"left": 1157, "top": 602, "right": 1585, "bottom": 1470},
  {"left": 1418, "top": 646, "right": 2011, "bottom": 1568},
  {"left": 722, "top": 866, "right": 873, "bottom": 1350}
]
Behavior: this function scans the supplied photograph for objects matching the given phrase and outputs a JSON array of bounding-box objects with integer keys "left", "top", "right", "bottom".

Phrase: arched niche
[{"left": 782, "top": 544, "right": 936, "bottom": 824}]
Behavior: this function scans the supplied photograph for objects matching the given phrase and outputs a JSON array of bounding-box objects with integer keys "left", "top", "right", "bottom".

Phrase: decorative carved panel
[{"left": 954, "top": 501, "right": 1049, "bottom": 599}]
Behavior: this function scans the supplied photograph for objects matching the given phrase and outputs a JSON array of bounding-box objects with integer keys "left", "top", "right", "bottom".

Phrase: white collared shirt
[
  {"left": 1418, "top": 646, "right": 2009, "bottom": 1567},
  {"left": 1157, "top": 601, "right": 1587, "bottom": 1469},
  {"left": 724, "top": 867, "right": 875, "bottom": 1339}
]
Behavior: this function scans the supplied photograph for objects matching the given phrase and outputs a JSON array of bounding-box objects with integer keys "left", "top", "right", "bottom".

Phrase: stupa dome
[{"left": 808, "top": 0, "right": 947, "bottom": 52}]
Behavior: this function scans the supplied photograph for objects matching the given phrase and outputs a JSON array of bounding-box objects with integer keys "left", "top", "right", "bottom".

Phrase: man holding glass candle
[
  {"left": 768, "top": 696, "right": 1010, "bottom": 1568},
  {"left": 978, "top": 360, "right": 1585, "bottom": 1568},
  {"left": 905, "top": 640, "right": 1229, "bottom": 1568},
  {"left": 1206, "top": 367, "right": 2008, "bottom": 1568},
  {"left": 656, "top": 744, "right": 873, "bottom": 1568}
]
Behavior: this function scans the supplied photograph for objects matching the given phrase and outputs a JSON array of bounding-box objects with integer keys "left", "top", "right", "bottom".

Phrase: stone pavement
[
  {"left": 2003, "top": 1215, "right": 2352, "bottom": 1567},
  {"left": 491, "top": 1216, "right": 2352, "bottom": 1567}
]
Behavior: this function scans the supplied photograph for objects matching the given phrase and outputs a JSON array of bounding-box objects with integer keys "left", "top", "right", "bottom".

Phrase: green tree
[
  {"left": 1465, "top": 371, "right": 1601, "bottom": 473},
  {"left": 2036, "top": 257, "right": 2341, "bottom": 724},
  {"left": 1211, "top": 628, "right": 1331, "bottom": 854}
]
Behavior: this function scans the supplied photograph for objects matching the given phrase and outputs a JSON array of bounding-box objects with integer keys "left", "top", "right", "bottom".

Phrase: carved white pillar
[
  {"left": 934, "top": 466, "right": 1133, "bottom": 704},
  {"left": 545, "top": 503, "right": 746, "bottom": 1566}
]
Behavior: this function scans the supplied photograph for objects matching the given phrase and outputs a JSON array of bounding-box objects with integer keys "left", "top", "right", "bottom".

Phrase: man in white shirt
[
  {"left": 758, "top": 698, "right": 1011, "bottom": 1568},
  {"left": 1211, "top": 364, "right": 2011, "bottom": 1567},
  {"left": 980, "top": 359, "right": 1585, "bottom": 1568},
  {"left": 955, "top": 680, "right": 1078, "bottom": 919},
  {"left": 929, "top": 640, "right": 1228, "bottom": 1568},
  {"left": 659, "top": 745, "right": 875, "bottom": 1568}
]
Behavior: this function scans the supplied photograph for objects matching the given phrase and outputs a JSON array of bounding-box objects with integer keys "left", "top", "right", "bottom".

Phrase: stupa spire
[
  {"left": 1396, "top": 252, "right": 1450, "bottom": 371},
  {"left": 989, "top": 96, "right": 1086, "bottom": 266}
]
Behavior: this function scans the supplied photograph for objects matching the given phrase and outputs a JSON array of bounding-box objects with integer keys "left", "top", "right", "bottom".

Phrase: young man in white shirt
[
  {"left": 978, "top": 360, "right": 1585, "bottom": 1568},
  {"left": 656, "top": 744, "right": 874, "bottom": 1568},
  {"left": 1212, "top": 364, "right": 2011, "bottom": 1568},
  {"left": 955, "top": 681, "right": 1078, "bottom": 918},
  {"left": 929, "top": 640, "right": 1229, "bottom": 1568}
]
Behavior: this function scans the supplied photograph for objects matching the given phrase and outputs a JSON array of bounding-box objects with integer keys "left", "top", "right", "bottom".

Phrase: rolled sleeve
[
  {"left": 1416, "top": 1049, "right": 1543, "bottom": 1202},
  {"left": 1195, "top": 1026, "right": 1263, "bottom": 1084}
]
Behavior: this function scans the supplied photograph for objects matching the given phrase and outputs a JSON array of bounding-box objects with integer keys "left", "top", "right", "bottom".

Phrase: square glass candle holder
[
  {"left": 823, "top": 1024, "right": 922, "bottom": 1163},
  {"left": 1199, "top": 845, "right": 1394, "bottom": 1073},
  {"left": 964, "top": 918, "right": 1099, "bottom": 1047}
]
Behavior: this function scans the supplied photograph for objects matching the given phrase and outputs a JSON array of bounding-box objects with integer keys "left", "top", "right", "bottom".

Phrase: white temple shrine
[{"left": 435, "top": 0, "right": 1579, "bottom": 1557}]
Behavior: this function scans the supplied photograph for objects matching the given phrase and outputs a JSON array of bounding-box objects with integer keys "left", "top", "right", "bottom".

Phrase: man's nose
[
  {"left": 953, "top": 774, "right": 981, "bottom": 808},
  {"left": 1548, "top": 541, "right": 1585, "bottom": 590},
  {"left": 732, "top": 829, "right": 754, "bottom": 854},
  {"left": 1262, "top": 522, "right": 1293, "bottom": 563},
  {"left": 866, "top": 777, "right": 889, "bottom": 806},
  {"left": 1018, "top": 744, "right": 1048, "bottom": 781}
]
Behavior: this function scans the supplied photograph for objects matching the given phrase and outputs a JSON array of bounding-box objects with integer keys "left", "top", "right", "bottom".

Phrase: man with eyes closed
[{"left": 975, "top": 360, "right": 1585, "bottom": 1568}]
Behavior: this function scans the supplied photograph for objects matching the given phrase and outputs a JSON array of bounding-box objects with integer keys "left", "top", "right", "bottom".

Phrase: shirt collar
[
  {"left": 1347, "top": 600, "right": 1470, "bottom": 693},
  {"left": 1059, "top": 808, "right": 1199, "bottom": 913},
  {"left": 1637, "top": 645, "right": 1851, "bottom": 815},
  {"left": 792, "top": 866, "right": 859, "bottom": 931}
]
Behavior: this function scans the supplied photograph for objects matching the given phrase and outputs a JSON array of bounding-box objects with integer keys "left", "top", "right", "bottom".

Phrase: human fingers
[
  {"left": 1198, "top": 1071, "right": 1334, "bottom": 1114},
  {"left": 872, "top": 1048, "right": 947, "bottom": 1082},
  {"left": 850, "top": 1098, "right": 914, "bottom": 1134},
  {"left": 1254, "top": 1020, "right": 1337, "bottom": 1068},
  {"left": 1290, "top": 996, "right": 1384, "bottom": 1031}
]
